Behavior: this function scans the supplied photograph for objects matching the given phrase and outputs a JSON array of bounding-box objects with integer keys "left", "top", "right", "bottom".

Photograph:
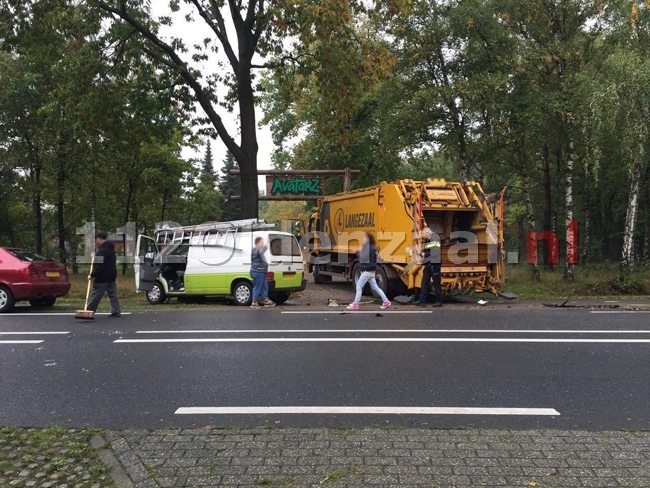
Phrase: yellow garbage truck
[{"left": 308, "top": 179, "right": 505, "bottom": 299}]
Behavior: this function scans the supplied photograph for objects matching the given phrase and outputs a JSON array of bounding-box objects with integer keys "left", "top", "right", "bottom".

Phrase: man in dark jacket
[
  {"left": 417, "top": 227, "right": 443, "bottom": 308},
  {"left": 88, "top": 232, "right": 121, "bottom": 316}
]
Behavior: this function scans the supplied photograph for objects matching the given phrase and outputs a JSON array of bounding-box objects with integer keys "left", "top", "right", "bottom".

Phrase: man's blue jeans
[{"left": 251, "top": 270, "right": 269, "bottom": 303}]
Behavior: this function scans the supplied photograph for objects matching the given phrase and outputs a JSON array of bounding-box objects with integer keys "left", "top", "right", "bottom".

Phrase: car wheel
[
  {"left": 29, "top": 297, "right": 57, "bottom": 308},
  {"left": 0, "top": 285, "right": 15, "bottom": 313},
  {"left": 146, "top": 282, "right": 166, "bottom": 305},
  {"left": 232, "top": 281, "right": 253, "bottom": 306},
  {"left": 269, "top": 292, "right": 291, "bottom": 305}
]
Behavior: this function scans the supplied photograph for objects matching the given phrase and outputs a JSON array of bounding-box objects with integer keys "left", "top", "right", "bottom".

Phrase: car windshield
[{"left": 7, "top": 249, "right": 51, "bottom": 262}]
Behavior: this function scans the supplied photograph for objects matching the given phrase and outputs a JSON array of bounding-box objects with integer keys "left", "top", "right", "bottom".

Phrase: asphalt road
[{"left": 1, "top": 306, "right": 650, "bottom": 431}]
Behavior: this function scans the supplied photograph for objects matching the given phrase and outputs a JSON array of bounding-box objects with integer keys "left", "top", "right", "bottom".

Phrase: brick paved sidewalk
[{"left": 106, "top": 428, "right": 650, "bottom": 488}]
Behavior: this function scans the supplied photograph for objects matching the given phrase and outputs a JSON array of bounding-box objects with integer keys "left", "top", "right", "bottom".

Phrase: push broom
[{"left": 75, "top": 255, "right": 95, "bottom": 320}]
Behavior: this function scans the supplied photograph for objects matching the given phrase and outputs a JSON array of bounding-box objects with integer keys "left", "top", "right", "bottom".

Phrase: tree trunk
[
  {"left": 643, "top": 164, "right": 650, "bottom": 271},
  {"left": 620, "top": 154, "right": 642, "bottom": 276},
  {"left": 582, "top": 162, "right": 590, "bottom": 264},
  {"left": 522, "top": 168, "right": 541, "bottom": 281},
  {"left": 70, "top": 230, "right": 79, "bottom": 275},
  {"left": 541, "top": 141, "right": 553, "bottom": 270},
  {"left": 161, "top": 190, "right": 168, "bottom": 222},
  {"left": 458, "top": 126, "right": 469, "bottom": 181},
  {"left": 57, "top": 161, "right": 67, "bottom": 266},
  {"left": 237, "top": 61, "right": 259, "bottom": 219},
  {"left": 563, "top": 117, "right": 575, "bottom": 282},
  {"left": 33, "top": 183, "right": 43, "bottom": 255},
  {"left": 25, "top": 135, "right": 43, "bottom": 254}
]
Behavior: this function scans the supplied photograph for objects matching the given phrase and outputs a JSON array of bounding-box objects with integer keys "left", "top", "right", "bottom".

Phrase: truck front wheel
[
  {"left": 372, "top": 266, "right": 391, "bottom": 300},
  {"left": 352, "top": 263, "right": 371, "bottom": 296}
]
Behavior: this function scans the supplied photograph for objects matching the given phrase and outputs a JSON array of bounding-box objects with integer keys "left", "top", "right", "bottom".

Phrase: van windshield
[{"left": 269, "top": 234, "right": 301, "bottom": 256}]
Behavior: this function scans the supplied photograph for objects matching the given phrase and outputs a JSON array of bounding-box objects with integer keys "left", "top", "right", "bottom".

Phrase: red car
[{"left": 0, "top": 248, "right": 71, "bottom": 313}]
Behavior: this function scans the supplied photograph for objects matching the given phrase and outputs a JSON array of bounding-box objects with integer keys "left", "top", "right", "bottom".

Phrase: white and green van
[{"left": 134, "top": 219, "right": 306, "bottom": 306}]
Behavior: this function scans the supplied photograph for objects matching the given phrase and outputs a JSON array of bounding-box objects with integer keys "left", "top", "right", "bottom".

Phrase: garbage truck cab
[{"left": 135, "top": 219, "right": 306, "bottom": 306}]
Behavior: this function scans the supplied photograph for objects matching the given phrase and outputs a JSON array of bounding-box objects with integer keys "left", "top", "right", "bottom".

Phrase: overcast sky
[{"left": 150, "top": 2, "right": 275, "bottom": 180}]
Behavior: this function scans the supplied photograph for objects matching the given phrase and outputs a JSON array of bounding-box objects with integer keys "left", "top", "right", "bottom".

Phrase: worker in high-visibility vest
[{"left": 417, "top": 227, "right": 443, "bottom": 308}]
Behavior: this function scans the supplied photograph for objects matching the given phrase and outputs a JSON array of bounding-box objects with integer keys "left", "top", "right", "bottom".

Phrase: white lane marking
[
  {"left": 175, "top": 406, "right": 560, "bottom": 416},
  {"left": 135, "top": 329, "right": 650, "bottom": 335},
  {"left": 0, "top": 340, "right": 44, "bottom": 344},
  {"left": 115, "top": 338, "right": 650, "bottom": 344},
  {"left": 0, "top": 332, "right": 70, "bottom": 335},
  {"left": 0, "top": 313, "right": 132, "bottom": 316},
  {"left": 590, "top": 311, "right": 650, "bottom": 314},
  {"left": 281, "top": 311, "right": 432, "bottom": 314}
]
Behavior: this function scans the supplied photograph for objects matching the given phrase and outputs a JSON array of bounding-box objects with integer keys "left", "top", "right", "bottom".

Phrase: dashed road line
[
  {"left": 590, "top": 311, "right": 650, "bottom": 314},
  {"left": 0, "top": 340, "right": 44, "bottom": 344},
  {"left": 175, "top": 406, "right": 561, "bottom": 416},
  {"left": 134, "top": 329, "right": 650, "bottom": 334},
  {"left": 0, "top": 332, "right": 70, "bottom": 335},
  {"left": 281, "top": 311, "right": 432, "bottom": 314},
  {"left": 115, "top": 337, "right": 650, "bottom": 344},
  {"left": 0, "top": 312, "right": 132, "bottom": 316}
]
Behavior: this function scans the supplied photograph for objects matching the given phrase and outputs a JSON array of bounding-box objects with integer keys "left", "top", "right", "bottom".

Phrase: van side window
[
  {"left": 170, "top": 245, "right": 189, "bottom": 256},
  {"left": 269, "top": 235, "right": 301, "bottom": 256}
]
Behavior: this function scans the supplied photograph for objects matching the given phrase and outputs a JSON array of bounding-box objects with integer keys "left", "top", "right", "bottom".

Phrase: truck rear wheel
[{"left": 313, "top": 264, "right": 331, "bottom": 284}]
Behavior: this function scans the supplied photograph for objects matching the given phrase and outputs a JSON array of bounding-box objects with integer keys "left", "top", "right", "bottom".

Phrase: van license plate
[
  {"left": 46, "top": 272, "right": 60, "bottom": 278},
  {"left": 283, "top": 272, "right": 296, "bottom": 279}
]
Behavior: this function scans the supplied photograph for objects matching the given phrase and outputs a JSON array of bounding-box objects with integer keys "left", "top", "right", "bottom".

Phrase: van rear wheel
[
  {"left": 269, "top": 292, "right": 291, "bottom": 305},
  {"left": 232, "top": 281, "right": 253, "bottom": 306}
]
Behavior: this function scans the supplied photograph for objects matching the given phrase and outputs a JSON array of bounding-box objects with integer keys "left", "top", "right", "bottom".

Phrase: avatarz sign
[{"left": 266, "top": 176, "right": 324, "bottom": 196}]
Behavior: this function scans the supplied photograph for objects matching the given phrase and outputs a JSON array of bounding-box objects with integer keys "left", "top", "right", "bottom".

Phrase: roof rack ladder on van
[{"left": 153, "top": 219, "right": 276, "bottom": 246}]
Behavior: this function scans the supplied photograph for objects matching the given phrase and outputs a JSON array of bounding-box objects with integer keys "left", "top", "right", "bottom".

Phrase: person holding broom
[{"left": 87, "top": 232, "right": 121, "bottom": 317}]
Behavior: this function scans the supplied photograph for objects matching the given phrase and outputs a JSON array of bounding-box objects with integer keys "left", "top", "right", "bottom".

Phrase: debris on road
[{"left": 543, "top": 289, "right": 574, "bottom": 308}]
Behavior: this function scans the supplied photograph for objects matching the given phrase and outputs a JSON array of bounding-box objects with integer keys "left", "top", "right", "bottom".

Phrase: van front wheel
[
  {"left": 232, "top": 281, "right": 253, "bottom": 306},
  {"left": 146, "top": 282, "right": 166, "bottom": 305}
]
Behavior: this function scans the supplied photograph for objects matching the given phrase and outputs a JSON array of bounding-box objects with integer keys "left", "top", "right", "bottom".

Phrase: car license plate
[
  {"left": 283, "top": 272, "right": 296, "bottom": 279},
  {"left": 45, "top": 271, "right": 60, "bottom": 278}
]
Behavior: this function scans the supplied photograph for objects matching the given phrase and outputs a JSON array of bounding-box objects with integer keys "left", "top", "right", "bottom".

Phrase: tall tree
[
  {"left": 201, "top": 139, "right": 214, "bottom": 186},
  {"left": 217, "top": 151, "right": 241, "bottom": 221},
  {"left": 90, "top": 0, "right": 272, "bottom": 218}
]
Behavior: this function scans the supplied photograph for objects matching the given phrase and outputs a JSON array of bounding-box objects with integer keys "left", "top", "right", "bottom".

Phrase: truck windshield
[{"left": 269, "top": 235, "right": 301, "bottom": 256}]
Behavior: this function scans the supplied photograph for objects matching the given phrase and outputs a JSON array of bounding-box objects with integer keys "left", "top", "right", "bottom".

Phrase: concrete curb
[{"left": 91, "top": 434, "right": 137, "bottom": 488}]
